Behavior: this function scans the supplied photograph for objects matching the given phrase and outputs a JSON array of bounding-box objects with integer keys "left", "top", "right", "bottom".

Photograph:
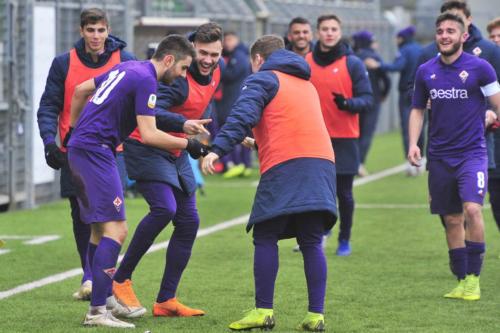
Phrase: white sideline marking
[
  {"left": 0, "top": 163, "right": 409, "bottom": 300},
  {"left": 357, "top": 203, "right": 428, "bottom": 209},
  {"left": 0, "top": 215, "right": 250, "bottom": 300},
  {"left": 0, "top": 249, "right": 11, "bottom": 256},
  {"left": 0, "top": 235, "right": 61, "bottom": 245}
]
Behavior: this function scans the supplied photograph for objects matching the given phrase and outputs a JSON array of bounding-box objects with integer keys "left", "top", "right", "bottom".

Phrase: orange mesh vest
[
  {"left": 61, "top": 49, "right": 121, "bottom": 150},
  {"left": 129, "top": 67, "right": 221, "bottom": 156},
  {"left": 253, "top": 71, "right": 335, "bottom": 175},
  {"left": 305, "top": 53, "right": 358, "bottom": 138}
]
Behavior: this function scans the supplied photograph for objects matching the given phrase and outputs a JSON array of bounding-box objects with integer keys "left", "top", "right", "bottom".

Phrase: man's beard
[
  {"left": 160, "top": 67, "right": 176, "bottom": 85},
  {"left": 439, "top": 40, "right": 461, "bottom": 57}
]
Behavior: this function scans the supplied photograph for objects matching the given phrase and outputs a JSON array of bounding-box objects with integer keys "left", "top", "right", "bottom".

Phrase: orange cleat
[
  {"left": 112, "top": 279, "right": 147, "bottom": 318},
  {"left": 152, "top": 297, "right": 205, "bottom": 317}
]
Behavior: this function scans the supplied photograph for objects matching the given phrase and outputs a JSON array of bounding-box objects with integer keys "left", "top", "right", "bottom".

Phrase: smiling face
[
  {"left": 317, "top": 19, "right": 342, "bottom": 50},
  {"left": 194, "top": 41, "right": 223, "bottom": 76},
  {"left": 435, "top": 19, "right": 466, "bottom": 57},
  {"left": 489, "top": 26, "right": 500, "bottom": 46},
  {"left": 288, "top": 23, "right": 312, "bottom": 51},
  {"left": 80, "top": 21, "right": 109, "bottom": 54}
]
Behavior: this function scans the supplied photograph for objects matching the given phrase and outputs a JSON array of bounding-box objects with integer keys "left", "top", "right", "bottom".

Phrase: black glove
[
  {"left": 44, "top": 143, "right": 66, "bottom": 170},
  {"left": 62, "top": 127, "right": 73, "bottom": 148},
  {"left": 186, "top": 138, "right": 210, "bottom": 159},
  {"left": 333, "top": 93, "right": 350, "bottom": 111}
]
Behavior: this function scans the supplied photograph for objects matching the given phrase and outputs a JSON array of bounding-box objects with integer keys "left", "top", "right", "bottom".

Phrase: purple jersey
[
  {"left": 412, "top": 52, "right": 500, "bottom": 160},
  {"left": 69, "top": 61, "right": 158, "bottom": 151}
]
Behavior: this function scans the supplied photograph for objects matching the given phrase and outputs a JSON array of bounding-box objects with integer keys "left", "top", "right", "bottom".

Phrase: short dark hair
[
  {"left": 487, "top": 17, "right": 500, "bottom": 33},
  {"left": 152, "top": 34, "right": 196, "bottom": 62},
  {"left": 316, "top": 14, "right": 341, "bottom": 29},
  {"left": 80, "top": 8, "right": 108, "bottom": 28},
  {"left": 435, "top": 13, "right": 465, "bottom": 32},
  {"left": 224, "top": 31, "right": 238, "bottom": 38},
  {"left": 288, "top": 17, "right": 311, "bottom": 31},
  {"left": 193, "top": 22, "right": 223, "bottom": 44},
  {"left": 440, "top": 1, "right": 471, "bottom": 18},
  {"left": 250, "top": 35, "right": 284, "bottom": 60}
]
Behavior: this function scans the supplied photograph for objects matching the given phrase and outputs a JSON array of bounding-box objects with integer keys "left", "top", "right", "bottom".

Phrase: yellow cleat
[
  {"left": 462, "top": 274, "right": 480, "bottom": 301},
  {"left": 297, "top": 312, "right": 325, "bottom": 332},
  {"left": 228, "top": 308, "right": 275, "bottom": 331},
  {"left": 444, "top": 279, "right": 465, "bottom": 299},
  {"left": 223, "top": 164, "right": 246, "bottom": 179}
]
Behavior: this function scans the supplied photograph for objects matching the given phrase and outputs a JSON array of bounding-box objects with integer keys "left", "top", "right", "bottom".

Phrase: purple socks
[
  {"left": 465, "top": 240, "right": 485, "bottom": 276},
  {"left": 90, "top": 237, "right": 121, "bottom": 306}
]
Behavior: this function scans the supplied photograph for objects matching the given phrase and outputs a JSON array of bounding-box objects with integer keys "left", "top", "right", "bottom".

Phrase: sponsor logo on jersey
[
  {"left": 473, "top": 47, "right": 482, "bottom": 56},
  {"left": 147, "top": 94, "right": 157, "bottom": 108},
  {"left": 113, "top": 196, "right": 123, "bottom": 212},
  {"left": 430, "top": 74, "right": 436, "bottom": 79},
  {"left": 103, "top": 267, "right": 116, "bottom": 279},
  {"left": 459, "top": 70, "right": 469, "bottom": 83},
  {"left": 332, "top": 68, "right": 339, "bottom": 73},
  {"left": 429, "top": 88, "right": 468, "bottom": 100}
]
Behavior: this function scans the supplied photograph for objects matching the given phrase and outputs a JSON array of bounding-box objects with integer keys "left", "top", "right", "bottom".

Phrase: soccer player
[
  {"left": 111, "top": 23, "right": 224, "bottom": 318},
  {"left": 66, "top": 35, "right": 208, "bottom": 328},
  {"left": 408, "top": 13, "right": 500, "bottom": 301},
  {"left": 305, "top": 14, "right": 373, "bottom": 256},
  {"left": 202, "top": 35, "right": 337, "bottom": 332},
  {"left": 36, "top": 8, "right": 135, "bottom": 300},
  {"left": 286, "top": 17, "right": 314, "bottom": 57},
  {"left": 487, "top": 17, "right": 500, "bottom": 46}
]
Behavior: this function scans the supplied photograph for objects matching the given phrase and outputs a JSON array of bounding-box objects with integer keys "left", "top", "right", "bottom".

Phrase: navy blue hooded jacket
[
  {"left": 381, "top": 38, "right": 422, "bottom": 91},
  {"left": 37, "top": 35, "right": 135, "bottom": 146},
  {"left": 354, "top": 46, "right": 391, "bottom": 103},
  {"left": 215, "top": 43, "right": 251, "bottom": 125},
  {"left": 211, "top": 49, "right": 337, "bottom": 230}
]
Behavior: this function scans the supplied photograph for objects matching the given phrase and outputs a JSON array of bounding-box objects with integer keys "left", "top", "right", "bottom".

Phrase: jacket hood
[
  {"left": 260, "top": 49, "right": 310, "bottom": 80},
  {"left": 466, "top": 24, "right": 483, "bottom": 46}
]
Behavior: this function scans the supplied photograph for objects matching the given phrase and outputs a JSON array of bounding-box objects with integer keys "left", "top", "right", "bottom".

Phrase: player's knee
[
  {"left": 463, "top": 203, "right": 483, "bottom": 224},
  {"left": 150, "top": 204, "right": 176, "bottom": 221}
]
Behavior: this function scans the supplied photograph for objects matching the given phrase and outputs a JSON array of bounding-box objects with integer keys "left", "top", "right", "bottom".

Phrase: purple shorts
[
  {"left": 68, "top": 146, "right": 126, "bottom": 224},
  {"left": 428, "top": 157, "right": 487, "bottom": 215}
]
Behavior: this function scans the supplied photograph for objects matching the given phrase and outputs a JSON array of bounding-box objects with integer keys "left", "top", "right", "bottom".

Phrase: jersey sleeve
[
  {"left": 134, "top": 76, "right": 157, "bottom": 117},
  {"left": 93, "top": 70, "right": 110, "bottom": 89},
  {"left": 479, "top": 61, "right": 500, "bottom": 97},
  {"left": 411, "top": 66, "right": 429, "bottom": 109}
]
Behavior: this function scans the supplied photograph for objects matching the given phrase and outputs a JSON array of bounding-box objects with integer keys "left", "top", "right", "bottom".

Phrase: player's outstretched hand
[
  {"left": 183, "top": 119, "right": 212, "bottom": 135},
  {"left": 202, "top": 152, "right": 220, "bottom": 175},
  {"left": 186, "top": 138, "right": 210, "bottom": 159},
  {"left": 44, "top": 143, "right": 67, "bottom": 170},
  {"left": 407, "top": 144, "right": 421, "bottom": 167}
]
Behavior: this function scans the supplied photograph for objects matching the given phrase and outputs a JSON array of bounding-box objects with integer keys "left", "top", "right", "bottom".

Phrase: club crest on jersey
[
  {"left": 113, "top": 196, "right": 123, "bottom": 212},
  {"left": 103, "top": 267, "right": 116, "bottom": 279},
  {"left": 147, "top": 94, "right": 157, "bottom": 109},
  {"left": 459, "top": 70, "right": 469, "bottom": 83},
  {"left": 472, "top": 47, "right": 482, "bottom": 56}
]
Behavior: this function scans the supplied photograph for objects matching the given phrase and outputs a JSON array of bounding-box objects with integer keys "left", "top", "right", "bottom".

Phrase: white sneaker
[
  {"left": 83, "top": 309, "right": 135, "bottom": 328},
  {"left": 106, "top": 295, "right": 146, "bottom": 318},
  {"left": 292, "top": 244, "right": 301, "bottom": 252},
  {"left": 73, "top": 280, "right": 92, "bottom": 301}
]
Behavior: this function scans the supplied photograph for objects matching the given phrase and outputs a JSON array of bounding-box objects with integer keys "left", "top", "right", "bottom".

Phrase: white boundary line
[{"left": 0, "top": 163, "right": 408, "bottom": 300}]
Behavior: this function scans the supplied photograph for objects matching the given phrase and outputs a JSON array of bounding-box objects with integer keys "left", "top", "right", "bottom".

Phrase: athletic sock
[
  {"left": 90, "top": 237, "right": 121, "bottom": 307},
  {"left": 465, "top": 241, "right": 485, "bottom": 276},
  {"left": 448, "top": 247, "right": 467, "bottom": 280}
]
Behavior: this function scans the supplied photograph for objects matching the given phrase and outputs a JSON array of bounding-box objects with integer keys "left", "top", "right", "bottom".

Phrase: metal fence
[{"left": 0, "top": 0, "right": 399, "bottom": 210}]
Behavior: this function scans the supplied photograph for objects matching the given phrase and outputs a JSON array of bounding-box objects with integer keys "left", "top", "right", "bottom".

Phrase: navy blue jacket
[
  {"left": 354, "top": 47, "right": 391, "bottom": 103},
  {"left": 381, "top": 38, "right": 422, "bottom": 91},
  {"left": 415, "top": 24, "right": 500, "bottom": 173},
  {"left": 212, "top": 49, "right": 338, "bottom": 230},
  {"left": 37, "top": 35, "right": 135, "bottom": 146},
  {"left": 215, "top": 43, "right": 251, "bottom": 125},
  {"left": 125, "top": 60, "right": 223, "bottom": 196}
]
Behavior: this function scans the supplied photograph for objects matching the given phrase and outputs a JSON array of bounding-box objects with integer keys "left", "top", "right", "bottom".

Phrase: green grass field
[{"left": 1, "top": 131, "right": 500, "bottom": 332}]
